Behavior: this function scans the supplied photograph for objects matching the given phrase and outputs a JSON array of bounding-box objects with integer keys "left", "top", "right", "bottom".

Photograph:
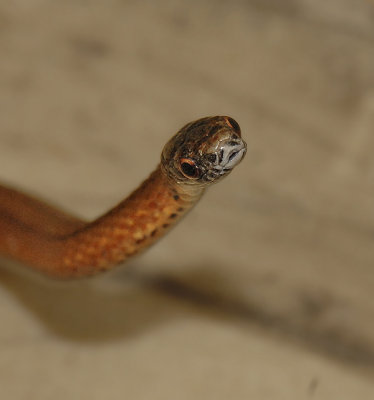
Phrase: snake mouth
[
  {"left": 214, "top": 139, "right": 247, "bottom": 174},
  {"left": 226, "top": 146, "right": 246, "bottom": 166}
]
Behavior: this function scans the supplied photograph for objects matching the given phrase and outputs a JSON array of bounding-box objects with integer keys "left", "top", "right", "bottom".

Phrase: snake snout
[{"left": 216, "top": 139, "right": 247, "bottom": 172}]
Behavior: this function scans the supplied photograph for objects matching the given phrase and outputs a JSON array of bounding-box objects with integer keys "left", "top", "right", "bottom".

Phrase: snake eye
[
  {"left": 225, "top": 117, "right": 241, "bottom": 135},
  {"left": 180, "top": 158, "right": 199, "bottom": 179}
]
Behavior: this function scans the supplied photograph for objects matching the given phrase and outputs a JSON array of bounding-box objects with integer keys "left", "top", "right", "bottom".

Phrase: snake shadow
[
  {"left": 0, "top": 258, "right": 241, "bottom": 343},
  {"left": 1, "top": 257, "right": 373, "bottom": 370}
]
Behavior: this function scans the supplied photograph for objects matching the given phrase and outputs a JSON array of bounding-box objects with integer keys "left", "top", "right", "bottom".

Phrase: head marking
[{"left": 161, "top": 116, "right": 247, "bottom": 187}]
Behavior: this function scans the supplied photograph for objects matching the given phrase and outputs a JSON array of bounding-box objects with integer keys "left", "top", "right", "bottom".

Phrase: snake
[{"left": 0, "top": 116, "right": 246, "bottom": 278}]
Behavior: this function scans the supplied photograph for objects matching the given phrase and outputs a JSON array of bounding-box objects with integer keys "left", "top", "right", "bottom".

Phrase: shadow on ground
[{"left": 0, "top": 259, "right": 373, "bottom": 372}]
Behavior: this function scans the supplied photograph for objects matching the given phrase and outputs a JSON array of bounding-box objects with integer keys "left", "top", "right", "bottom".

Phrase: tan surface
[{"left": 0, "top": 0, "right": 373, "bottom": 399}]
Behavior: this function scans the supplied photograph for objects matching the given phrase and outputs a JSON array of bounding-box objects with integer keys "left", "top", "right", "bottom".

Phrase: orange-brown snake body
[{"left": 0, "top": 116, "right": 246, "bottom": 278}]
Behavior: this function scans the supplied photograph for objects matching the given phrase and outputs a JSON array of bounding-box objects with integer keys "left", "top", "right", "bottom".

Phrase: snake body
[{"left": 0, "top": 116, "right": 246, "bottom": 278}]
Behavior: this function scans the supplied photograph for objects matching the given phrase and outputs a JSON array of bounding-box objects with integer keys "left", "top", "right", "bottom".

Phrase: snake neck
[{"left": 55, "top": 165, "right": 204, "bottom": 277}]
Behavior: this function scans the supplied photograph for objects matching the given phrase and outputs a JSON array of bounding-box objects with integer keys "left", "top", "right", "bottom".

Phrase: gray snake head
[{"left": 161, "top": 116, "right": 247, "bottom": 187}]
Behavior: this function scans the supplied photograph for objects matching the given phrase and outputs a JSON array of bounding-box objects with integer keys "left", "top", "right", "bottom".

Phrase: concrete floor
[{"left": 0, "top": 0, "right": 373, "bottom": 399}]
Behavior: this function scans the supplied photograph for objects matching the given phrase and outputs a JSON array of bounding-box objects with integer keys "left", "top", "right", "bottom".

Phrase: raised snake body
[{"left": 0, "top": 116, "right": 246, "bottom": 278}]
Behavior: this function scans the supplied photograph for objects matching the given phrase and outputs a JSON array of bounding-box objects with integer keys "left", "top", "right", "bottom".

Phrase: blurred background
[{"left": 0, "top": 0, "right": 373, "bottom": 399}]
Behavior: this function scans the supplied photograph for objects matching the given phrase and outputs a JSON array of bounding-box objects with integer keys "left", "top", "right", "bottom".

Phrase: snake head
[{"left": 161, "top": 116, "right": 247, "bottom": 187}]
